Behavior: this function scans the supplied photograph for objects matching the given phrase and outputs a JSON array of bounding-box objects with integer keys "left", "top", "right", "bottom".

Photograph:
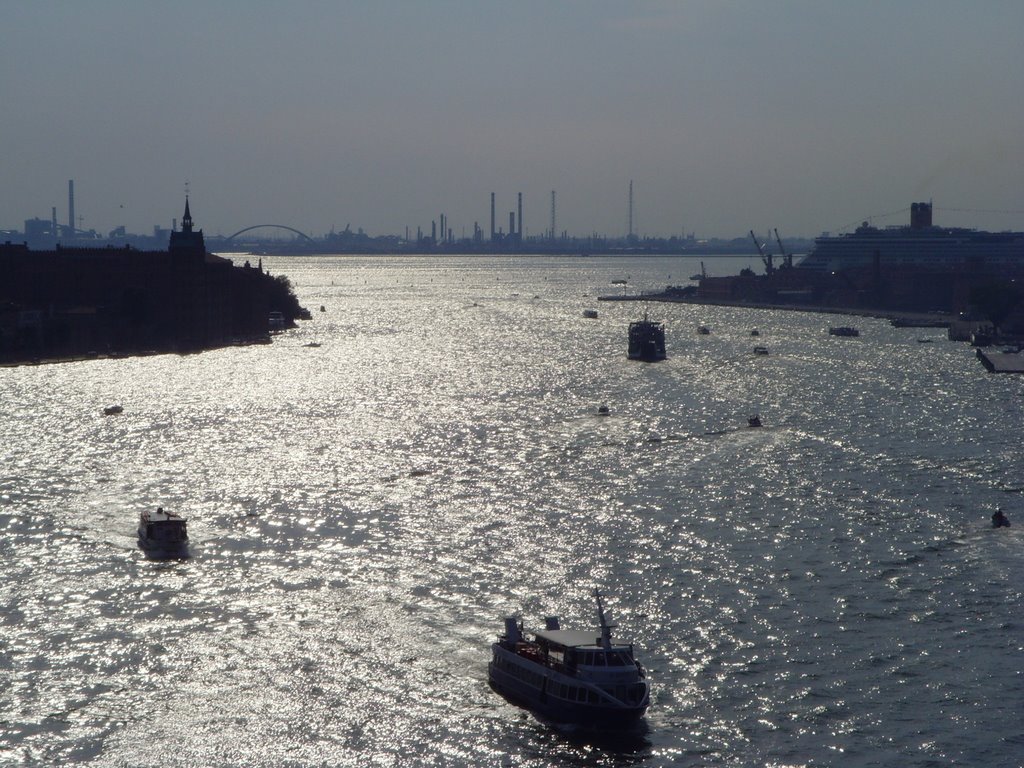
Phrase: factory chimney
[
  {"left": 517, "top": 193, "right": 523, "bottom": 241},
  {"left": 490, "top": 193, "right": 496, "bottom": 241},
  {"left": 550, "top": 191, "right": 556, "bottom": 240},
  {"left": 628, "top": 180, "right": 634, "bottom": 239},
  {"left": 68, "top": 180, "right": 75, "bottom": 234},
  {"left": 509, "top": 212, "right": 515, "bottom": 243}
]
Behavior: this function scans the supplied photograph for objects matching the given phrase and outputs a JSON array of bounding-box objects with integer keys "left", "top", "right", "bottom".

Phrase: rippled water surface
[{"left": 2, "top": 255, "right": 1022, "bottom": 767}]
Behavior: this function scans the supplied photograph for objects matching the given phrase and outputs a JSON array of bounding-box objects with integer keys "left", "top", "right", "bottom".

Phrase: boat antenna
[{"left": 594, "top": 590, "right": 616, "bottom": 649}]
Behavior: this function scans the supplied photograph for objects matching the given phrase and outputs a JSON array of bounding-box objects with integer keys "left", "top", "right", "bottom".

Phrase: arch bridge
[{"left": 225, "top": 224, "right": 316, "bottom": 243}]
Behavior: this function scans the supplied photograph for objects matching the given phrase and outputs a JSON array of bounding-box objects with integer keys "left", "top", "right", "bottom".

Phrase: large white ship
[{"left": 798, "top": 203, "right": 1024, "bottom": 272}]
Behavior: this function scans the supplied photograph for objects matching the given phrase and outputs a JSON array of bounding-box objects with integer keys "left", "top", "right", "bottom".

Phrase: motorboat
[
  {"left": 597, "top": 405, "right": 610, "bottom": 416},
  {"left": 828, "top": 326, "right": 860, "bottom": 337},
  {"left": 103, "top": 405, "right": 123, "bottom": 416},
  {"left": 582, "top": 309, "right": 599, "bottom": 319},
  {"left": 138, "top": 507, "right": 189, "bottom": 557},
  {"left": 697, "top": 325, "right": 710, "bottom": 335},
  {"left": 753, "top": 346, "right": 769, "bottom": 356},
  {"left": 488, "top": 591, "right": 650, "bottom": 729},
  {"left": 748, "top": 414, "right": 762, "bottom": 428},
  {"left": 750, "top": 328, "right": 760, "bottom": 337},
  {"left": 628, "top": 313, "right": 666, "bottom": 362}
]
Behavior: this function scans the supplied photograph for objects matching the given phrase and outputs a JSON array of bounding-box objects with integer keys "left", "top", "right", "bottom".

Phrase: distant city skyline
[{"left": 2, "top": 2, "right": 1023, "bottom": 239}]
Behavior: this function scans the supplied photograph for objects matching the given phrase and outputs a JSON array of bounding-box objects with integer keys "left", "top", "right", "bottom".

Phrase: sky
[{"left": 2, "top": 1, "right": 1023, "bottom": 240}]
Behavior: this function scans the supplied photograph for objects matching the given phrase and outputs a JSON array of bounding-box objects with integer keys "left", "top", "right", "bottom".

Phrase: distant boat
[
  {"left": 582, "top": 309, "right": 599, "bottom": 319},
  {"left": 750, "top": 328, "right": 760, "bottom": 337},
  {"left": 828, "top": 326, "right": 859, "bottom": 337},
  {"left": 103, "top": 405, "right": 123, "bottom": 416},
  {"left": 597, "top": 405, "right": 610, "bottom": 416},
  {"left": 611, "top": 279, "right": 628, "bottom": 285},
  {"left": 487, "top": 591, "right": 650, "bottom": 730},
  {"left": 753, "top": 346, "right": 769, "bottom": 355},
  {"left": 138, "top": 507, "right": 189, "bottom": 558},
  {"left": 628, "top": 313, "right": 667, "bottom": 362},
  {"left": 697, "top": 325, "right": 710, "bottom": 335},
  {"left": 748, "top": 414, "right": 762, "bottom": 428}
]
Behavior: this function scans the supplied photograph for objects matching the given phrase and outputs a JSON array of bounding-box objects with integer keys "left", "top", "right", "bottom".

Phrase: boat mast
[{"left": 594, "top": 590, "right": 616, "bottom": 650}]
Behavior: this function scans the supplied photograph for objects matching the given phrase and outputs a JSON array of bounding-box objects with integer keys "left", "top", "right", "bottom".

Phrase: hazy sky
[{"left": 2, "top": 1, "right": 1023, "bottom": 240}]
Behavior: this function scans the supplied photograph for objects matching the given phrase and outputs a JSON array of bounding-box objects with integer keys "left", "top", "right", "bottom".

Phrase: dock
[{"left": 976, "top": 349, "right": 1024, "bottom": 373}]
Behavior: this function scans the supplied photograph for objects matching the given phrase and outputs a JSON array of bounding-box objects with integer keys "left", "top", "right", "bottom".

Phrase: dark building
[{"left": 0, "top": 199, "right": 304, "bottom": 363}]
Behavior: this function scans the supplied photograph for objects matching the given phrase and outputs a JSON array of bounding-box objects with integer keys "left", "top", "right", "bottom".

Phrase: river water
[{"left": 1, "top": 255, "right": 1022, "bottom": 767}]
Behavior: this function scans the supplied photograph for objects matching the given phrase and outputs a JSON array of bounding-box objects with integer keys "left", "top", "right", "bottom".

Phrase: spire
[{"left": 182, "top": 196, "right": 193, "bottom": 233}]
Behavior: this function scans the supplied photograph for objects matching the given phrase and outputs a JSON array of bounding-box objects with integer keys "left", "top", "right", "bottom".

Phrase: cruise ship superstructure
[{"left": 798, "top": 203, "right": 1024, "bottom": 272}]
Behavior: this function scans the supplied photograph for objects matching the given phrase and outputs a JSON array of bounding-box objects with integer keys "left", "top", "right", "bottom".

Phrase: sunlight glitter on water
[{"left": 2, "top": 255, "right": 1023, "bottom": 765}]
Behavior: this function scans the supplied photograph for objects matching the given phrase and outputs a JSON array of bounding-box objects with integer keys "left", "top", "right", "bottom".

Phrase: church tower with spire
[{"left": 169, "top": 196, "right": 206, "bottom": 255}]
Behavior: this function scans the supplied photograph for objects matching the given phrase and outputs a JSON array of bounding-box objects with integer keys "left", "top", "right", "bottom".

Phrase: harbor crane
[
  {"left": 750, "top": 230, "right": 774, "bottom": 276},
  {"left": 774, "top": 228, "right": 793, "bottom": 269}
]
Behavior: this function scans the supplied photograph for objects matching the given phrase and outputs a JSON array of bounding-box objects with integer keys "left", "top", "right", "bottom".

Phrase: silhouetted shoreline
[{"left": 1, "top": 200, "right": 305, "bottom": 366}]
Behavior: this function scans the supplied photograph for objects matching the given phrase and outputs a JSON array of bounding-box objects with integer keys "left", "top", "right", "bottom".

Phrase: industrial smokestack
[
  {"left": 490, "top": 193, "right": 496, "bottom": 241},
  {"left": 68, "top": 180, "right": 75, "bottom": 234},
  {"left": 628, "top": 180, "right": 634, "bottom": 238},
  {"left": 550, "top": 191, "right": 556, "bottom": 240},
  {"left": 517, "top": 193, "right": 523, "bottom": 239},
  {"left": 509, "top": 212, "right": 515, "bottom": 240}
]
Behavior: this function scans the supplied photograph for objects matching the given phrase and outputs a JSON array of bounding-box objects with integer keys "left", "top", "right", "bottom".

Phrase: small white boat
[
  {"left": 488, "top": 591, "right": 649, "bottom": 729},
  {"left": 138, "top": 507, "right": 189, "bottom": 557}
]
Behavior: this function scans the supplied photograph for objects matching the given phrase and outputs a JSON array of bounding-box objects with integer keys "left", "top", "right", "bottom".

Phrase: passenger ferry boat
[
  {"left": 138, "top": 507, "right": 189, "bottom": 557},
  {"left": 488, "top": 592, "right": 650, "bottom": 729},
  {"left": 627, "top": 313, "right": 666, "bottom": 362}
]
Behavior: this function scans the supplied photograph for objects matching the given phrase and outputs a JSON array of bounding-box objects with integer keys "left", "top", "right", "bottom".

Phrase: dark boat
[
  {"left": 628, "top": 314, "right": 666, "bottom": 361},
  {"left": 138, "top": 507, "right": 189, "bottom": 557},
  {"left": 748, "top": 414, "right": 762, "bottom": 428},
  {"left": 829, "top": 326, "right": 860, "bottom": 337},
  {"left": 488, "top": 591, "right": 650, "bottom": 730}
]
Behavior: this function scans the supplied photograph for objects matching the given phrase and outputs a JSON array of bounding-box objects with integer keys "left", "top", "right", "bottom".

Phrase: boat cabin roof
[
  {"left": 534, "top": 628, "right": 627, "bottom": 650},
  {"left": 141, "top": 509, "right": 186, "bottom": 523}
]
